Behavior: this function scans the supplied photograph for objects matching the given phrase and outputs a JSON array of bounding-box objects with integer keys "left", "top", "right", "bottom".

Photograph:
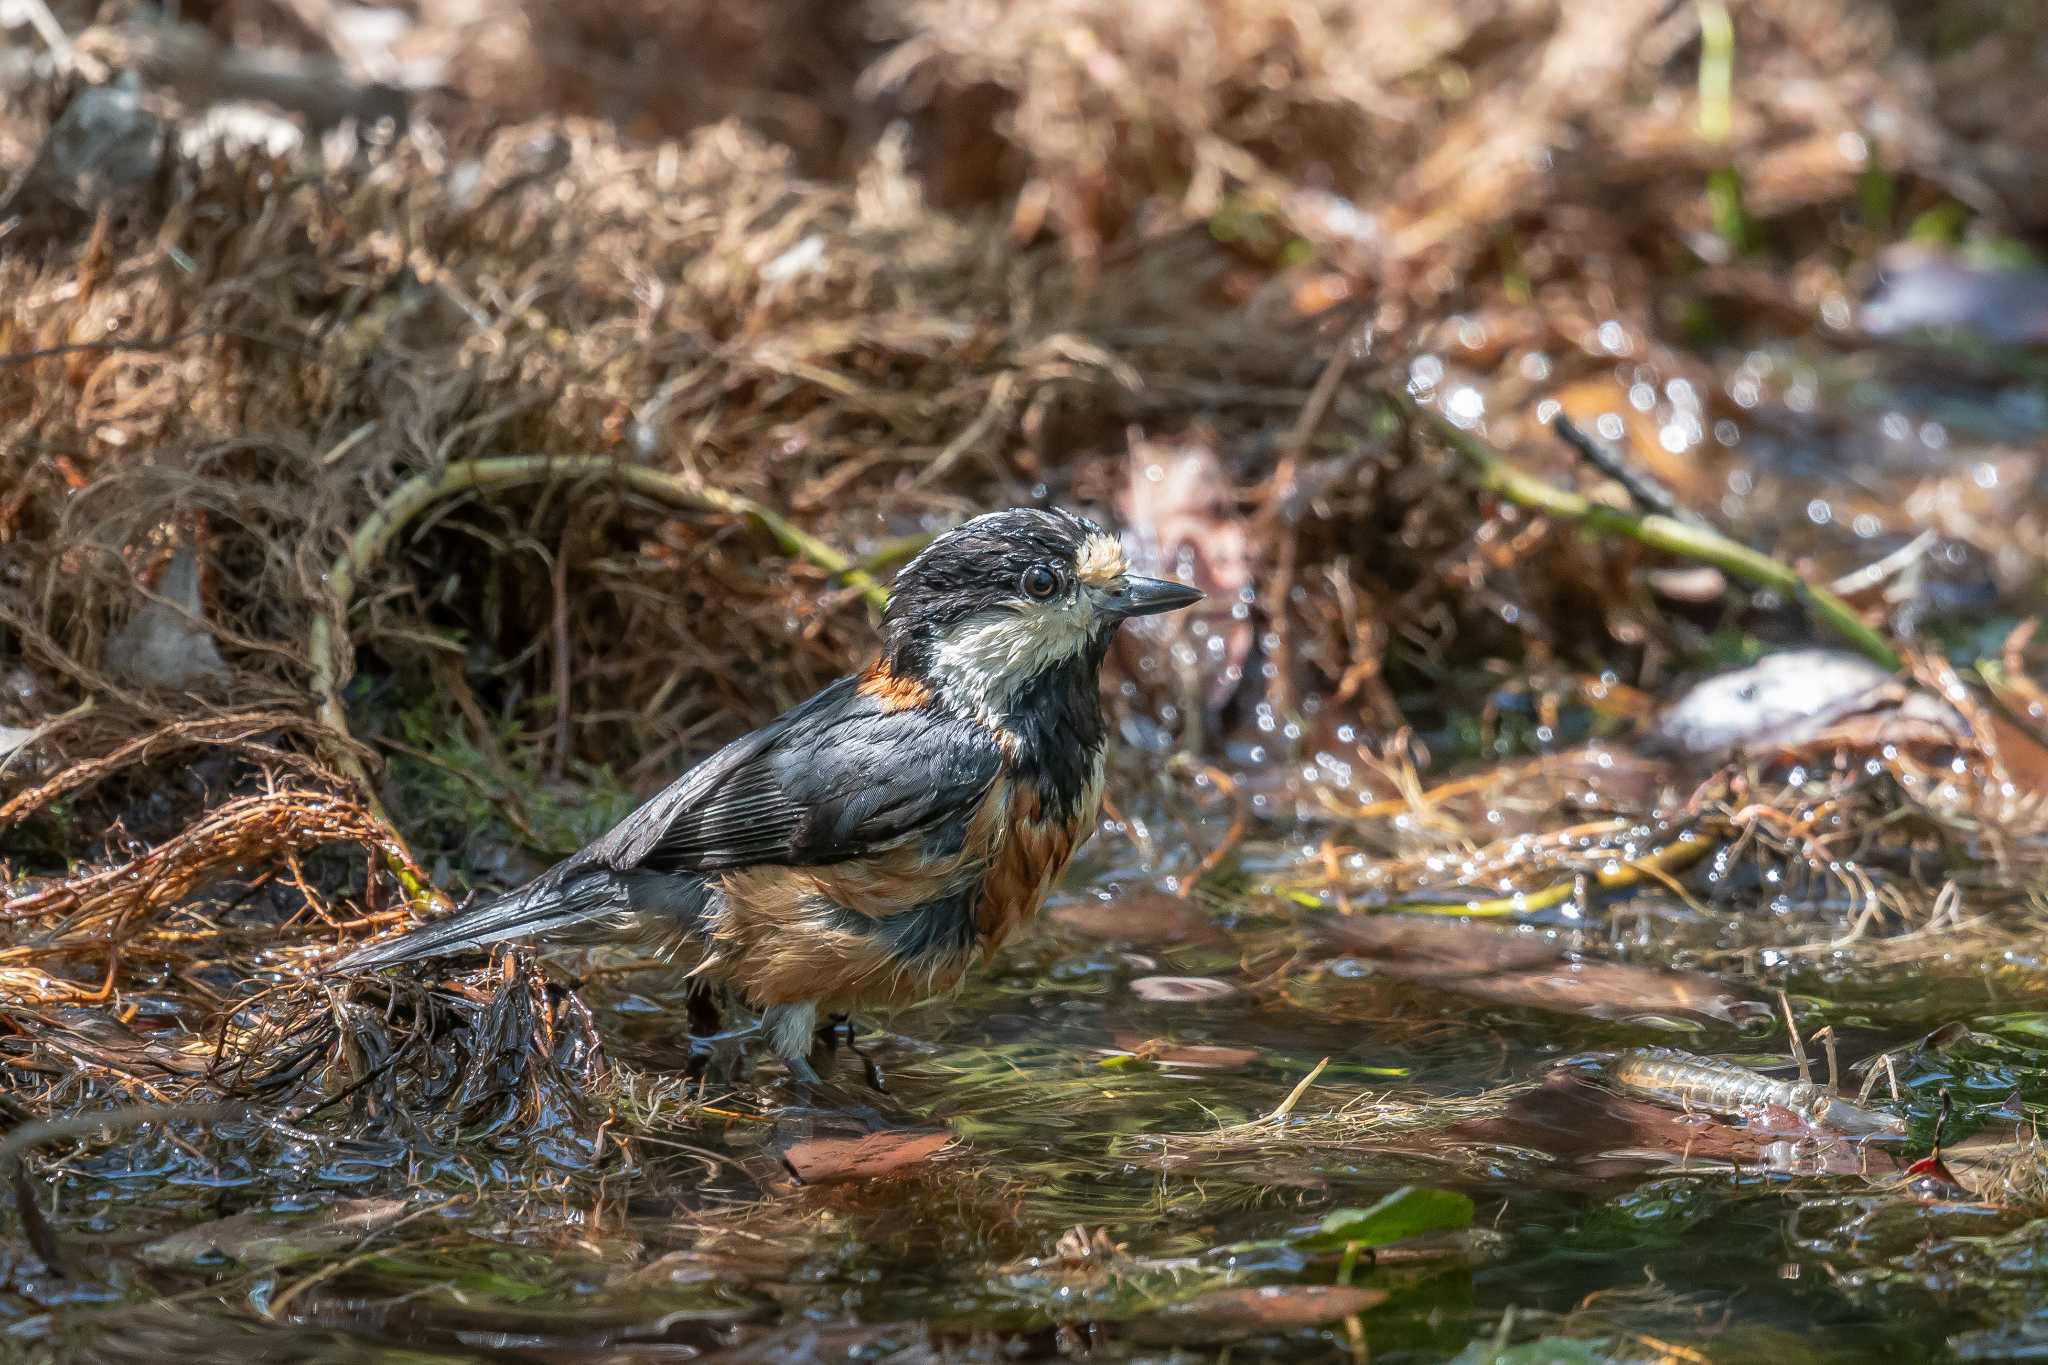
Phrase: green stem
[
  {"left": 1401, "top": 396, "right": 1901, "bottom": 671},
  {"left": 1696, "top": 0, "right": 1735, "bottom": 146}
]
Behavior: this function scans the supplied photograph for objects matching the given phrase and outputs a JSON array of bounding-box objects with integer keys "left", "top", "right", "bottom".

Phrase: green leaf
[{"left": 1293, "top": 1186, "right": 1474, "bottom": 1252}]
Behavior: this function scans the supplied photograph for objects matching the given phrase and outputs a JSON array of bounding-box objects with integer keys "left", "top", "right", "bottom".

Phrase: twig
[
  {"left": 0, "top": 327, "right": 234, "bottom": 369},
  {"left": 129, "top": 25, "right": 410, "bottom": 143},
  {"left": 1550, "top": 413, "right": 1699, "bottom": 525},
  {"left": 0, "top": 709, "right": 332, "bottom": 826},
  {"left": 9, "top": 0, "right": 70, "bottom": 63},
  {"left": 549, "top": 523, "right": 573, "bottom": 782},
  {"left": 1831, "top": 529, "right": 1935, "bottom": 598},
  {"left": 1778, "top": 990, "right": 1811, "bottom": 1085},
  {"left": 1813, "top": 1025, "right": 1839, "bottom": 1098},
  {"left": 1260, "top": 325, "right": 1370, "bottom": 721},
  {"left": 308, "top": 455, "right": 888, "bottom": 908},
  {"left": 1174, "top": 762, "right": 1248, "bottom": 900},
  {"left": 1400, "top": 393, "right": 1901, "bottom": 670},
  {"left": 1264, "top": 1057, "right": 1331, "bottom": 1123}
]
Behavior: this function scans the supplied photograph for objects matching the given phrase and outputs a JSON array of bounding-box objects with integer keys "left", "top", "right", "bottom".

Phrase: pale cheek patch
[
  {"left": 932, "top": 598, "right": 1095, "bottom": 717},
  {"left": 1076, "top": 532, "right": 1128, "bottom": 589}
]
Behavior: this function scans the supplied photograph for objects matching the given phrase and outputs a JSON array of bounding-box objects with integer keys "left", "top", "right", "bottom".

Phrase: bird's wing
[{"left": 581, "top": 676, "right": 1005, "bottom": 874}]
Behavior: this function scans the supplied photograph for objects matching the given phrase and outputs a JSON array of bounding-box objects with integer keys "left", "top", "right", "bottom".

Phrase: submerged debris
[
  {"left": 1602, "top": 1047, "right": 1907, "bottom": 1139},
  {"left": 1320, "top": 915, "right": 1755, "bottom": 1023}
]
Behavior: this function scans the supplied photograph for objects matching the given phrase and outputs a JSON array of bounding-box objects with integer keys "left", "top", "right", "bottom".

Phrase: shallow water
[{"left": 13, "top": 796, "right": 2048, "bottom": 1365}]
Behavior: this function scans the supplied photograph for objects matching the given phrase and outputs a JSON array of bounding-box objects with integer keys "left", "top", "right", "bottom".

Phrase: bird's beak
[{"left": 1104, "top": 575, "right": 1205, "bottom": 618}]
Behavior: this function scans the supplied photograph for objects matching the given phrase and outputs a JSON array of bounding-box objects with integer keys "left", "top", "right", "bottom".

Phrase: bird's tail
[{"left": 333, "top": 869, "right": 698, "bottom": 972}]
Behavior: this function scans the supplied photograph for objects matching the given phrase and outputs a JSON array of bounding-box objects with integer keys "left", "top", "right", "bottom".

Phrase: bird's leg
[
  {"left": 684, "top": 980, "right": 724, "bottom": 1038},
  {"left": 761, "top": 1002, "right": 823, "bottom": 1085},
  {"left": 821, "top": 1011, "right": 850, "bottom": 1057},
  {"left": 684, "top": 1001, "right": 764, "bottom": 1091}
]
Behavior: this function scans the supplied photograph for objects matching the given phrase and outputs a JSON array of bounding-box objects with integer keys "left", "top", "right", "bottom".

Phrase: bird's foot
[
  {"left": 680, "top": 1005, "right": 887, "bottom": 1118},
  {"left": 819, "top": 1014, "right": 889, "bottom": 1095},
  {"left": 683, "top": 1022, "right": 762, "bottom": 1093}
]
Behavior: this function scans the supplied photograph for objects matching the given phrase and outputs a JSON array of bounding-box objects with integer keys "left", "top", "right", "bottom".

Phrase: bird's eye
[{"left": 1020, "top": 563, "right": 1061, "bottom": 600}]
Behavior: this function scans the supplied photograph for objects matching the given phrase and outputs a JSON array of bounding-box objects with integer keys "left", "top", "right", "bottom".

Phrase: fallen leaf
[
  {"left": 1131, "top": 975, "right": 1237, "bottom": 1003},
  {"left": 142, "top": 1198, "right": 411, "bottom": 1268},
  {"left": 1439, "top": 1075, "right": 1908, "bottom": 1181},
  {"left": 1110, "top": 1033, "right": 1259, "bottom": 1070},
  {"left": 1320, "top": 915, "right": 1751, "bottom": 1023},
  {"left": 1138, "top": 1285, "right": 1386, "bottom": 1340},
  {"left": 780, "top": 1128, "right": 951, "bottom": 1185},
  {"left": 1052, "top": 893, "right": 1230, "bottom": 948},
  {"left": 1294, "top": 1186, "right": 1475, "bottom": 1252}
]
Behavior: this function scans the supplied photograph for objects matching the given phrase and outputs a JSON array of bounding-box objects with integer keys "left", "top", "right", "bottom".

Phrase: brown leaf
[
  {"left": 1320, "top": 915, "right": 1751, "bottom": 1023},
  {"left": 1440, "top": 1075, "right": 1907, "bottom": 1180},
  {"left": 1109, "top": 1033, "right": 1259, "bottom": 1070},
  {"left": 780, "top": 1128, "right": 952, "bottom": 1185},
  {"left": 1051, "top": 893, "right": 1230, "bottom": 948},
  {"left": 1141, "top": 1285, "right": 1387, "bottom": 1339},
  {"left": 142, "top": 1198, "right": 411, "bottom": 1268}
]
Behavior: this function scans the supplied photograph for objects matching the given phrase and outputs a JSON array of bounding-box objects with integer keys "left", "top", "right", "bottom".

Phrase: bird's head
[{"left": 879, "top": 508, "right": 1203, "bottom": 718}]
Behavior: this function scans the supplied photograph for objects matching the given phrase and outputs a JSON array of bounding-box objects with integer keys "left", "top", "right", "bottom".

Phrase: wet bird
[{"left": 338, "top": 508, "right": 1202, "bottom": 1080}]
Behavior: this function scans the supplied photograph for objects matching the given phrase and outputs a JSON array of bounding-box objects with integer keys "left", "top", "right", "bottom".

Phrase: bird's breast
[{"left": 974, "top": 747, "right": 1105, "bottom": 952}]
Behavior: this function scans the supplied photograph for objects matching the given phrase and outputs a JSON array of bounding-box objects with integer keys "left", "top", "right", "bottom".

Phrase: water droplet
[{"left": 1445, "top": 386, "right": 1485, "bottom": 428}]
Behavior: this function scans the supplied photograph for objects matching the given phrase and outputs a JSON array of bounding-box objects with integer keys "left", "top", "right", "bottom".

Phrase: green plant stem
[
  {"left": 1696, "top": 0, "right": 1734, "bottom": 145},
  {"left": 1401, "top": 396, "right": 1902, "bottom": 671},
  {"left": 310, "top": 456, "right": 888, "bottom": 909}
]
